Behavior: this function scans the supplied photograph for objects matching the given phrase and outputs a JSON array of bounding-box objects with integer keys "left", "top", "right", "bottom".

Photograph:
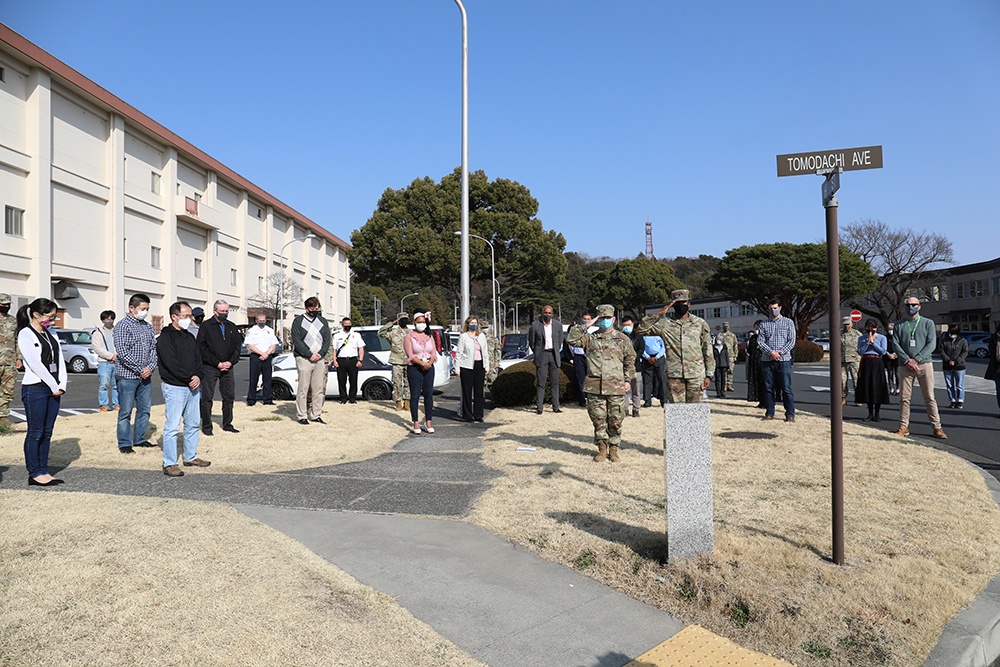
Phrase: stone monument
[{"left": 664, "top": 402, "right": 714, "bottom": 560}]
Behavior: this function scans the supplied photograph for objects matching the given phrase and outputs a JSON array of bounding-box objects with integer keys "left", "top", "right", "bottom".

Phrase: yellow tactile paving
[{"left": 626, "top": 625, "right": 797, "bottom": 666}]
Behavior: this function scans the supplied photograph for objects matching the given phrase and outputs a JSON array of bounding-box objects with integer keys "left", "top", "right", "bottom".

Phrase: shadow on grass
[
  {"left": 485, "top": 429, "right": 663, "bottom": 457},
  {"left": 716, "top": 518, "right": 830, "bottom": 562},
  {"left": 549, "top": 510, "right": 669, "bottom": 562},
  {"left": 0, "top": 465, "right": 8, "bottom": 483},
  {"left": 513, "top": 460, "right": 664, "bottom": 512},
  {"left": 48, "top": 437, "right": 81, "bottom": 473}
]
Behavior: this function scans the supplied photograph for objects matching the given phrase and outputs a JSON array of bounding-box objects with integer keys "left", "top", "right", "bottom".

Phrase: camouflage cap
[
  {"left": 397, "top": 312, "right": 409, "bottom": 320},
  {"left": 671, "top": 289, "right": 690, "bottom": 302},
  {"left": 596, "top": 304, "right": 615, "bottom": 318},
  {"left": 842, "top": 316, "right": 852, "bottom": 325},
  {"left": 0, "top": 293, "right": 9, "bottom": 304},
  {"left": 723, "top": 321, "right": 730, "bottom": 327}
]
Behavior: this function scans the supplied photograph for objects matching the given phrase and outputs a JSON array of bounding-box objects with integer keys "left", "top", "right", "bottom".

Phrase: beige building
[{"left": 0, "top": 24, "right": 350, "bottom": 331}]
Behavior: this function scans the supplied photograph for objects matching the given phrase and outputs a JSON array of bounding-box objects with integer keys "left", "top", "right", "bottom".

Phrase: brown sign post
[{"left": 777, "top": 145, "right": 883, "bottom": 566}]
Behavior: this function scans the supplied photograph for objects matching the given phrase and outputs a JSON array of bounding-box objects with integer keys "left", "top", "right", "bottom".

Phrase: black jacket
[
  {"left": 158, "top": 325, "right": 205, "bottom": 386},
  {"left": 197, "top": 317, "right": 243, "bottom": 369},
  {"left": 527, "top": 318, "right": 563, "bottom": 368}
]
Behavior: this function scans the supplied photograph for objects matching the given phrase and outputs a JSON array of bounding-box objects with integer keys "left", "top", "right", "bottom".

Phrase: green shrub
[
  {"left": 794, "top": 339, "right": 824, "bottom": 363},
  {"left": 491, "top": 360, "right": 579, "bottom": 406}
]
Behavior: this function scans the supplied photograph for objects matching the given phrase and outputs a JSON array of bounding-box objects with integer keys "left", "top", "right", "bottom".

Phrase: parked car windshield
[{"left": 56, "top": 331, "right": 92, "bottom": 345}]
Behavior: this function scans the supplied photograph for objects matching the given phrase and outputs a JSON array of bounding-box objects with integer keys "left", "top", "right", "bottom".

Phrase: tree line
[{"left": 342, "top": 169, "right": 954, "bottom": 337}]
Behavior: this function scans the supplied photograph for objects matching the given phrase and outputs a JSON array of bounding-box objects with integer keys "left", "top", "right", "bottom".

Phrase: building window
[
  {"left": 230, "top": 269, "right": 238, "bottom": 286},
  {"left": 970, "top": 280, "right": 985, "bottom": 297},
  {"left": 194, "top": 258, "right": 202, "bottom": 278},
  {"left": 955, "top": 282, "right": 966, "bottom": 300},
  {"left": 194, "top": 192, "right": 202, "bottom": 203},
  {"left": 254, "top": 206, "right": 263, "bottom": 220},
  {"left": 151, "top": 246, "right": 161, "bottom": 269},
  {"left": 151, "top": 171, "right": 161, "bottom": 195},
  {"left": 4, "top": 206, "right": 24, "bottom": 237},
  {"left": 258, "top": 276, "right": 265, "bottom": 291},
  {"left": 0, "top": 67, "right": 5, "bottom": 83}
]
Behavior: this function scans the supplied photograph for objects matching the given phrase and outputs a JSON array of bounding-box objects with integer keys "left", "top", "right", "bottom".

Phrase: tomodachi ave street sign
[{"left": 776, "top": 145, "right": 883, "bottom": 177}]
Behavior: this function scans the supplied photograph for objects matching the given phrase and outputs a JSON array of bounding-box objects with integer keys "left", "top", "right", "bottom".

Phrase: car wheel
[
  {"left": 69, "top": 356, "right": 89, "bottom": 373},
  {"left": 271, "top": 381, "right": 293, "bottom": 401},
  {"left": 362, "top": 378, "right": 392, "bottom": 401},
  {"left": 976, "top": 347, "right": 989, "bottom": 358}
]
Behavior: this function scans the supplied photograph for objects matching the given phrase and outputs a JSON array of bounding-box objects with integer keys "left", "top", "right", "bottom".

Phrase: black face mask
[
  {"left": 542, "top": 314, "right": 552, "bottom": 322},
  {"left": 216, "top": 313, "right": 228, "bottom": 322},
  {"left": 307, "top": 310, "right": 321, "bottom": 318},
  {"left": 673, "top": 303, "right": 689, "bottom": 317},
  {"left": 398, "top": 319, "right": 409, "bottom": 327},
  {"left": 0, "top": 306, "right": 9, "bottom": 316},
  {"left": 343, "top": 325, "right": 352, "bottom": 332}
]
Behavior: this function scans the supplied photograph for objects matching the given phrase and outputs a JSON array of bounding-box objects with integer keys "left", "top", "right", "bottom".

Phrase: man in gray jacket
[{"left": 892, "top": 296, "right": 947, "bottom": 439}]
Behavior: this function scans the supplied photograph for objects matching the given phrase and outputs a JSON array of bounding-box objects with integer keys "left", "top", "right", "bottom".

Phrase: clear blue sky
[{"left": 4, "top": 1, "right": 998, "bottom": 264}]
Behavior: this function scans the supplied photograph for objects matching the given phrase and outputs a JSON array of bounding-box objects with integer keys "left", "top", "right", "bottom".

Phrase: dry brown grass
[
  {"left": 0, "top": 401, "right": 412, "bottom": 474},
  {"left": 0, "top": 490, "right": 485, "bottom": 667},
  {"left": 468, "top": 400, "right": 1000, "bottom": 667}
]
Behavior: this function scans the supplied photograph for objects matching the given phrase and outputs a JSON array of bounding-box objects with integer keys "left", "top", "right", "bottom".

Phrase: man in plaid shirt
[
  {"left": 114, "top": 293, "right": 158, "bottom": 453},
  {"left": 757, "top": 299, "right": 796, "bottom": 422}
]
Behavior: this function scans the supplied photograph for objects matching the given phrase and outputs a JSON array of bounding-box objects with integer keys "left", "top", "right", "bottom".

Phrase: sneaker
[
  {"left": 99, "top": 406, "right": 108, "bottom": 412},
  {"left": 298, "top": 419, "right": 309, "bottom": 425},
  {"left": 957, "top": 402, "right": 964, "bottom": 410},
  {"left": 183, "top": 458, "right": 211, "bottom": 467},
  {"left": 163, "top": 465, "right": 184, "bottom": 477},
  {"left": 119, "top": 446, "right": 135, "bottom": 454}
]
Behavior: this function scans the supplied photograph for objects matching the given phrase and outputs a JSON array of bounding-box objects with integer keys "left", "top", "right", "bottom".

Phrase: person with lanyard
[
  {"left": 197, "top": 299, "right": 243, "bottom": 435},
  {"left": 291, "top": 296, "right": 331, "bottom": 425},
  {"left": 332, "top": 317, "right": 365, "bottom": 404},
  {"left": 244, "top": 313, "right": 278, "bottom": 406},
  {"left": 855, "top": 319, "right": 890, "bottom": 422},
  {"left": 455, "top": 315, "right": 493, "bottom": 422},
  {"left": 891, "top": 296, "right": 947, "bottom": 439},
  {"left": 16, "top": 298, "right": 67, "bottom": 486},
  {"left": 566, "top": 313, "right": 593, "bottom": 407},
  {"left": 403, "top": 313, "right": 438, "bottom": 434},
  {"left": 91, "top": 310, "right": 119, "bottom": 412}
]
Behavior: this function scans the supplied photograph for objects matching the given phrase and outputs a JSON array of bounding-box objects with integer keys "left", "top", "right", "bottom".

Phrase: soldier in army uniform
[
  {"left": 566, "top": 304, "right": 636, "bottom": 463},
  {"left": 841, "top": 315, "right": 861, "bottom": 406},
  {"left": 379, "top": 312, "right": 411, "bottom": 410},
  {"left": 722, "top": 322, "right": 738, "bottom": 392},
  {"left": 483, "top": 322, "right": 503, "bottom": 388},
  {"left": 636, "top": 289, "right": 714, "bottom": 403},
  {"left": 0, "top": 293, "right": 23, "bottom": 426}
]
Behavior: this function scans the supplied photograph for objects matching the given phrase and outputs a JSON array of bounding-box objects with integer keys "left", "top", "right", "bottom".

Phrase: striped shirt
[
  {"left": 113, "top": 315, "right": 158, "bottom": 380},
  {"left": 757, "top": 316, "right": 796, "bottom": 362}
]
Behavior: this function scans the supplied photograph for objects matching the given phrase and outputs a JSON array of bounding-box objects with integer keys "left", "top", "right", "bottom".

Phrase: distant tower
[{"left": 645, "top": 221, "right": 655, "bottom": 260}]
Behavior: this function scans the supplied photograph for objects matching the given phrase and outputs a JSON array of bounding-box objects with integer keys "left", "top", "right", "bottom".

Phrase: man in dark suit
[
  {"left": 197, "top": 299, "right": 243, "bottom": 435},
  {"left": 527, "top": 304, "right": 564, "bottom": 414}
]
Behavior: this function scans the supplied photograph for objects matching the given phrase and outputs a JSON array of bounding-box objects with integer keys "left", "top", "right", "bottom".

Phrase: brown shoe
[
  {"left": 892, "top": 427, "right": 909, "bottom": 436},
  {"left": 593, "top": 443, "right": 608, "bottom": 463},
  {"left": 785, "top": 417, "right": 796, "bottom": 423},
  {"left": 761, "top": 416, "right": 774, "bottom": 421},
  {"left": 932, "top": 428, "right": 948, "bottom": 440},
  {"left": 395, "top": 400, "right": 404, "bottom": 411},
  {"left": 183, "top": 458, "right": 211, "bottom": 467},
  {"left": 163, "top": 465, "right": 184, "bottom": 477},
  {"left": 608, "top": 445, "right": 620, "bottom": 463}
]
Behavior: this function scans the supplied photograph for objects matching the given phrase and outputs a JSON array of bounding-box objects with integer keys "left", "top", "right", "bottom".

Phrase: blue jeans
[
  {"left": 407, "top": 364, "right": 435, "bottom": 423},
  {"left": 22, "top": 383, "right": 61, "bottom": 478},
  {"left": 943, "top": 369, "right": 965, "bottom": 403},
  {"left": 97, "top": 361, "right": 118, "bottom": 409},
  {"left": 162, "top": 382, "right": 201, "bottom": 467},
  {"left": 761, "top": 359, "right": 795, "bottom": 418},
  {"left": 117, "top": 376, "right": 152, "bottom": 448}
]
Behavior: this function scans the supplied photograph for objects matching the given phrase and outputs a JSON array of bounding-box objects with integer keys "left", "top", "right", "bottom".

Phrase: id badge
[
  {"left": 908, "top": 340, "right": 916, "bottom": 348},
  {"left": 49, "top": 363, "right": 59, "bottom": 373}
]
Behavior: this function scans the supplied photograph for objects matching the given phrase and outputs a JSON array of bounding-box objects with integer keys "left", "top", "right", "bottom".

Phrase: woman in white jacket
[{"left": 456, "top": 316, "right": 492, "bottom": 422}]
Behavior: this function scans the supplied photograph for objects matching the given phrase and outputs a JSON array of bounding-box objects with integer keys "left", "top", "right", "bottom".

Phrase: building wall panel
[
  {"left": 52, "top": 182, "right": 106, "bottom": 270},
  {"left": 51, "top": 90, "right": 107, "bottom": 184}
]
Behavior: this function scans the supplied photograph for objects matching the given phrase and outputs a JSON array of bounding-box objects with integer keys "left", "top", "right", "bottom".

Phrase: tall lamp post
[
  {"left": 453, "top": 0, "right": 470, "bottom": 324},
  {"left": 401, "top": 292, "right": 419, "bottom": 314},
  {"left": 280, "top": 232, "right": 316, "bottom": 329},
  {"left": 515, "top": 302, "right": 521, "bottom": 332},
  {"left": 454, "top": 231, "right": 495, "bottom": 336}
]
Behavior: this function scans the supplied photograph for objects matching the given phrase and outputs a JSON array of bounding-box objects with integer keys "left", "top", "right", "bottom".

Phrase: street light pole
[
  {"left": 279, "top": 232, "right": 316, "bottom": 331},
  {"left": 515, "top": 302, "right": 521, "bottom": 332},
  {"left": 453, "top": 0, "right": 470, "bottom": 324},
  {"left": 401, "top": 292, "right": 419, "bottom": 314},
  {"left": 455, "top": 231, "right": 495, "bottom": 337}
]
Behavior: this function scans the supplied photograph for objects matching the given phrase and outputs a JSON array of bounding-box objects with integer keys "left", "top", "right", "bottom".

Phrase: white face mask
[
  {"left": 178, "top": 318, "right": 191, "bottom": 330},
  {"left": 134, "top": 309, "right": 149, "bottom": 321},
  {"left": 415, "top": 322, "right": 427, "bottom": 332}
]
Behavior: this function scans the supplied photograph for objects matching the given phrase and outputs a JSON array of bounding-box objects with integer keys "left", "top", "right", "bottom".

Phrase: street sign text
[{"left": 776, "top": 145, "right": 883, "bottom": 177}]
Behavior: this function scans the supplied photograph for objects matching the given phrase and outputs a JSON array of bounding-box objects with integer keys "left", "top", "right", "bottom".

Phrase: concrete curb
[{"left": 922, "top": 464, "right": 1000, "bottom": 667}]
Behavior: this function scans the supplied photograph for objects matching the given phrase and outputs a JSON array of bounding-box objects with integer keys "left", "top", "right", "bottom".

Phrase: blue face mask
[
  {"left": 469, "top": 324, "right": 478, "bottom": 331},
  {"left": 622, "top": 325, "right": 633, "bottom": 334},
  {"left": 906, "top": 304, "right": 919, "bottom": 316},
  {"left": 597, "top": 318, "right": 613, "bottom": 330}
]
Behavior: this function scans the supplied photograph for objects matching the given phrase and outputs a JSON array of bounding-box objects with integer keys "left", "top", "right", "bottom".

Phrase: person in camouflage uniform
[
  {"left": 0, "top": 293, "right": 23, "bottom": 425},
  {"left": 379, "top": 312, "right": 411, "bottom": 410},
  {"left": 841, "top": 316, "right": 861, "bottom": 406},
  {"left": 483, "top": 323, "right": 503, "bottom": 388},
  {"left": 722, "top": 322, "right": 738, "bottom": 392},
  {"left": 566, "top": 304, "right": 636, "bottom": 463},
  {"left": 636, "top": 289, "right": 714, "bottom": 403}
]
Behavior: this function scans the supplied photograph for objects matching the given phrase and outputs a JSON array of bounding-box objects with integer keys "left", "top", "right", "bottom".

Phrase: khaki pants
[
  {"left": 898, "top": 362, "right": 941, "bottom": 430},
  {"left": 296, "top": 356, "right": 328, "bottom": 420}
]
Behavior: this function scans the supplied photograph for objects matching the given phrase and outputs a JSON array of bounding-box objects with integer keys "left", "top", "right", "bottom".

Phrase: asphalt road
[{"left": 8, "top": 356, "right": 999, "bottom": 480}]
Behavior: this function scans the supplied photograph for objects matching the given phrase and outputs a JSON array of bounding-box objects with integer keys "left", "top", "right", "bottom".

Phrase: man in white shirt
[
  {"left": 332, "top": 317, "right": 366, "bottom": 404},
  {"left": 244, "top": 313, "right": 278, "bottom": 406}
]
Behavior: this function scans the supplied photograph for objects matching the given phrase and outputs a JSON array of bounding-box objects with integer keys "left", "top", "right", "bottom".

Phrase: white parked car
[
  {"left": 809, "top": 337, "right": 830, "bottom": 352},
  {"left": 351, "top": 325, "right": 452, "bottom": 388},
  {"left": 266, "top": 353, "right": 394, "bottom": 402},
  {"left": 53, "top": 329, "right": 101, "bottom": 373}
]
